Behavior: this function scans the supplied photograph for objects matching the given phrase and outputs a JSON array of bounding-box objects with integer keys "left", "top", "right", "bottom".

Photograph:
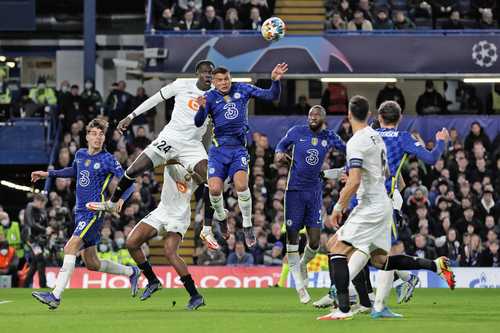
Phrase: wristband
[
  {"left": 127, "top": 112, "right": 136, "bottom": 120},
  {"left": 333, "top": 203, "right": 343, "bottom": 212}
]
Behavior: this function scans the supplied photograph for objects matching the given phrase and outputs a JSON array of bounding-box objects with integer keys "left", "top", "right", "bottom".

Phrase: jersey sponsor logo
[
  {"left": 311, "top": 138, "right": 318, "bottom": 146},
  {"left": 224, "top": 103, "right": 239, "bottom": 120},
  {"left": 187, "top": 98, "right": 200, "bottom": 112},
  {"left": 305, "top": 149, "right": 319, "bottom": 166},
  {"left": 176, "top": 181, "right": 188, "bottom": 193},
  {"left": 321, "top": 140, "right": 328, "bottom": 147},
  {"left": 76, "top": 221, "right": 86, "bottom": 231},
  {"left": 93, "top": 162, "right": 101, "bottom": 170},
  {"left": 79, "top": 170, "right": 91, "bottom": 187}
]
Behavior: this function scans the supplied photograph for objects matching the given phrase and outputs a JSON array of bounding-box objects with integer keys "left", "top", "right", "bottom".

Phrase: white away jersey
[
  {"left": 159, "top": 164, "right": 194, "bottom": 222},
  {"left": 159, "top": 79, "right": 210, "bottom": 141},
  {"left": 347, "top": 126, "right": 389, "bottom": 202}
]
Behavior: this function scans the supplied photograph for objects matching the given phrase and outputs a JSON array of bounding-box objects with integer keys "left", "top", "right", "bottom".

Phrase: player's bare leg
[
  {"left": 233, "top": 170, "right": 255, "bottom": 247},
  {"left": 126, "top": 222, "right": 162, "bottom": 300},
  {"left": 286, "top": 227, "right": 310, "bottom": 304},
  {"left": 164, "top": 232, "right": 205, "bottom": 310}
]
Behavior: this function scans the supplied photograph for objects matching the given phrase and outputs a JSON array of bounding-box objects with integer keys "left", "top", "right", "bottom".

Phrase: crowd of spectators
[
  {"left": 151, "top": 0, "right": 275, "bottom": 31},
  {"left": 325, "top": 0, "right": 499, "bottom": 30},
  {"left": 1, "top": 76, "right": 500, "bottom": 288}
]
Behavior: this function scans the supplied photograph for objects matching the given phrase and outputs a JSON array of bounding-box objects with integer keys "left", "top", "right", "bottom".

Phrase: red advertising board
[{"left": 34, "top": 266, "right": 282, "bottom": 289}]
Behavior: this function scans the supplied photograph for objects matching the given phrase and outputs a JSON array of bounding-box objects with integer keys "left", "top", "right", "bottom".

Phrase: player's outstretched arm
[
  {"left": 403, "top": 128, "right": 449, "bottom": 165},
  {"left": 327, "top": 167, "right": 361, "bottom": 228},
  {"left": 247, "top": 63, "right": 288, "bottom": 101},
  {"left": 31, "top": 171, "right": 49, "bottom": 183},
  {"left": 117, "top": 91, "right": 164, "bottom": 134},
  {"left": 274, "top": 126, "right": 295, "bottom": 164},
  {"left": 32, "top": 159, "right": 77, "bottom": 182}
]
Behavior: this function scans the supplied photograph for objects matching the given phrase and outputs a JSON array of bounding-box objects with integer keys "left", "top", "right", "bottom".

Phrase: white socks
[
  {"left": 52, "top": 254, "right": 76, "bottom": 299},
  {"left": 300, "top": 245, "right": 318, "bottom": 268},
  {"left": 374, "top": 270, "right": 394, "bottom": 312},
  {"left": 209, "top": 193, "right": 227, "bottom": 221},
  {"left": 237, "top": 189, "right": 252, "bottom": 228},
  {"left": 287, "top": 244, "right": 304, "bottom": 290},
  {"left": 99, "top": 260, "right": 134, "bottom": 276},
  {"left": 348, "top": 250, "right": 369, "bottom": 279},
  {"left": 396, "top": 270, "right": 411, "bottom": 282}
]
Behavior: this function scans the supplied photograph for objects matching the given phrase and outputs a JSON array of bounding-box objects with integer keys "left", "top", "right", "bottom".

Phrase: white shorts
[
  {"left": 140, "top": 203, "right": 190, "bottom": 237},
  {"left": 143, "top": 135, "right": 207, "bottom": 170},
  {"left": 337, "top": 198, "right": 393, "bottom": 255}
]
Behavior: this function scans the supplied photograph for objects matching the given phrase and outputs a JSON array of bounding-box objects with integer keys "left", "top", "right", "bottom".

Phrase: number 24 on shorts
[{"left": 154, "top": 140, "right": 172, "bottom": 154}]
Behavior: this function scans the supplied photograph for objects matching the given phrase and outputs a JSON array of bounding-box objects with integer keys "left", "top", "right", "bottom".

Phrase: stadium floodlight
[
  {"left": 320, "top": 78, "right": 397, "bottom": 83},
  {"left": 463, "top": 78, "right": 500, "bottom": 83},
  {"left": 0, "top": 56, "right": 6, "bottom": 62},
  {"left": 232, "top": 77, "right": 253, "bottom": 83}
]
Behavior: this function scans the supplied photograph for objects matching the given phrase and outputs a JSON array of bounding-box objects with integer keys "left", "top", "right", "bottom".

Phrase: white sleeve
[
  {"left": 346, "top": 139, "right": 364, "bottom": 168},
  {"left": 128, "top": 91, "right": 164, "bottom": 119},
  {"left": 159, "top": 80, "right": 180, "bottom": 101},
  {"left": 322, "top": 167, "right": 345, "bottom": 180}
]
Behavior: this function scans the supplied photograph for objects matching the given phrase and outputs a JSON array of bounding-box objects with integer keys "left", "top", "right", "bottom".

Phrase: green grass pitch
[{"left": 1, "top": 288, "right": 499, "bottom": 333}]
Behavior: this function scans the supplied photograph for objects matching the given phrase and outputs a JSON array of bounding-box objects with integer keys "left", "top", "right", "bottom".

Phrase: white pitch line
[{"left": 0, "top": 300, "right": 12, "bottom": 305}]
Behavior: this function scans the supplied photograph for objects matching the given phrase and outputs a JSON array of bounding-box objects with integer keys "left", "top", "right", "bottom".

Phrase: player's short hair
[
  {"left": 86, "top": 118, "right": 109, "bottom": 134},
  {"left": 33, "top": 193, "right": 47, "bottom": 202},
  {"left": 378, "top": 100, "right": 401, "bottom": 125},
  {"left": 348, "top": 95, "right": 369, "bottom": 121},
  {"left": 195, "top": 59, "right": 215, "bottom": 72},
  {"left": 212, "top": 66, "right": 230, "bottom": 76},
  {"left": 309, "top": 105, "right": 326, "bottom": 118}
]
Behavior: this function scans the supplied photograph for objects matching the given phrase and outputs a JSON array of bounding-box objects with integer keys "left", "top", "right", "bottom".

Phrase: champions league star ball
[{"left": 261, "top": 17, "right": 286, "bottom": 41}]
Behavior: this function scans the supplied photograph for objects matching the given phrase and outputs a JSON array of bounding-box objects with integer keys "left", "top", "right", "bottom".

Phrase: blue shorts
[
  {"left": 284, "top": 190, "right": 322, "bottom": 232},
  {"left": 73, "top": 211, "right": 103, "bottom": 248},
  {"left": 208, "top": 145, "right": 249, "bottom": 181},
  {"left": 391, "top": 210, "right": 400, "bottom": 246}
]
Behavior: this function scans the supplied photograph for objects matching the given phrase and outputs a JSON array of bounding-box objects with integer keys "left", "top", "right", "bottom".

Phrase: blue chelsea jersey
[
  {"left": 276, "top": 125, "right": 346, "bottom": 191},
  {"left": 68, "top": 149, "right": 125, "bottom": 212},
  {"left": 376, "top": 127, "right": 445, "bottom": 193},
  {"left": 195, "top": 81, "right": 281, "bottom": 146}
]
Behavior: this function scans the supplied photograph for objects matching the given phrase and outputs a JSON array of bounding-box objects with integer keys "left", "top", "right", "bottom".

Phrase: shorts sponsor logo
[
  {"left": 241, "top": 156, "right": 248, "bottom": 166},
  {"left": 176, "top": 181, "right": 188, "bottom": 193},
  {"left": 76, "top": 221, "right": 86, "bottom": 231},
  {"left": 209, "top": 167, "right": 215, "bottom": 175},
  {"left": 286, "top": 219, "right": 293, "bottom": 226}
]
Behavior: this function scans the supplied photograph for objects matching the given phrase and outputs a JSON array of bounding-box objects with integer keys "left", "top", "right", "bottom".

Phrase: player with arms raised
[
  {"left": 31, "top": 119, "right": 138, "bottom": 309},
  {"left": 194, "top": 63, "right": 287, "bottom": 247},
  {"left": 274, "top": 105, "right": 345, "bottom": 303}
]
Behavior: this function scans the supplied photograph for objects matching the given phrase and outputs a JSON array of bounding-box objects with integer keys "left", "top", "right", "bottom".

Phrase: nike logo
[
  {"left": 216, "top": 99, "right": 223, "bottom": 104},
  {"left": 299, "top": 139, "right": 306, "bottom": 142}
]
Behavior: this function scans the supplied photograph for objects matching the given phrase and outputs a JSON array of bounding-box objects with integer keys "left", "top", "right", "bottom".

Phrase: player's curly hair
[{"left": 86, "top": 118, "right": 109, "bottom": 134}]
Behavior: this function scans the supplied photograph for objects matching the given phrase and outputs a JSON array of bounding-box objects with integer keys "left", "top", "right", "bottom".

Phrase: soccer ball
[{"left": 261, "top": 17, "right": 286, "bottom": 41}]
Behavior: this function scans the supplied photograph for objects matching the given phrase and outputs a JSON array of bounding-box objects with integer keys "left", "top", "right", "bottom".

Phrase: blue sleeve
[
  {"left": 402, "top": 132, "right": 445, "bottom": 165},
  {"left": 275, "top": 127, "right": 296, "bottom": 153},
  {"left": 48, "top": 160, "right": 76, "bottom": 178},
  {"left": 106, "top": 154, "right": 135, "bottom": 201},
  {"left": 244, "top": 81, "right": 281, "bottom": 101},
  {"left": 194, "top": 103, "right": 209, "bottom": 127},
  {"left": 328, "top": 130, "right": 346, "bottom": 153}
]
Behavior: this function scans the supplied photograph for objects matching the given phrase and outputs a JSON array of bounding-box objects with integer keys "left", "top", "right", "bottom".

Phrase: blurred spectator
[
  {"left": 105, "top": 81, "right": 132, "bottom": 128},
  {"left": 459, "top": 85, "right": 483, "bottom": 114},
  {"left": 409, "top": 0, "right": 432, "bottom": 19},
  {"left": 410, "top": 233, "right": 438, "bottom": 259},
  {"left": 394, "top": 10, "right": 417, "bottom": 29},
  {"left": 471, "top": 0, "right": 497, "bottom": 20},
  {"left": 460, "top": 233, "right": 483, "bottom": 266},
  {"left": 432, "top": 0, "right": 457, "bottom": 28},
  {"left": 263, "top": 241, "right": 283, "bottom": 265},
  {"left": 441, "top": 10, "right": 465, "bottom": 29},
  {"left": 240, "top": 0, "right": 270, "bottom": 23},
  {"left": 0, "top": 77, "right": 12, "bottom": 120},
  {"left": 130, "top": 87, "right": 155, "bottom": 135},
  {"left": 486, "top": 83, "right": 500, "bottom": 114},
  {"left": 337, "top": 118, "right": 353, "bottom": 142},
  {"left": 293, "top": 95, "right": 311, "bottom": 115},
  {"left": 416, "top": 80, "right": 446, "bottom": 115},
  {"left": 60, "top": 85, "right": 82, "bottom": 131},
  {"left": 227, "top": 240, "right": 254, "bottom": 265},
  {"left": 157, "top": 8, "right": 179, "bottom": 30},
  {"left": 197, "top": 244, "right": 227, "bottom": 265},
  {"left": 246, "top": 7, "right": 263, "bottom": 30},
  {"left": 478, "top": 8, "right": 497, "bottom": 29},
  {"left": 224, "top": 7, "right": 243, "bottom": 30},
  {"left": 376, "top": 82, "right": 406, "bottom": 111},
  {"left": 436, "top": 228, "right": 461, "bottom": 266},
  {"left": 478, "top": 189, "right": 499, "bottom": 221},
  {"left": 480, "top": 240, "right": 500, "bottom": 267},
  {"left": 23, "top": 194, "right": 48, "bottom": 288},
  {"left": 0, "top": 212, "right": 24, "bottom": 262},
  {"left": 326, "top": 12, "right": 347, "bottom": 30},
  {"left": 178, "top": 9, "right": 201, "bottom": 30},
  {"left": 28, "top": 78, "right": 57, "bottom": 116},
  {"left": 57, "top": 80, "right": 70, "bottom": 101},
  {"left": 200, "top": 5, "right": 224, "bottom": 30},
  {"left": 373, "top": 7, "right": 394, "bottom": 29},
  {"left": 321, "top": 83, "right": 348, "bottom": 114},
  {"left": 132, "top": 126, "right": 152, "bottom": 151},
  {"left": 464, "top": 121, "right": 491, "bottom": 152},
  {"left": 0, "top": 236, "right": 18, "bottom": 287},
  {"left": 337, "top": 0, "right": 353, "bottom": 22},
  {"left": 251, "top": 233, "right": 270, "bottom": 264},
  {"left": 81, "top": 80, "right": 103, "bottom": 122},
  {"left": 178, "top": 0, "right": 203, "bottom": 14},
  {"left": 357, "top": 0, "right": 374, "bottom": 22},
  {"left": 348, "top": 9, "right": 373, "bottom": 30}
]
